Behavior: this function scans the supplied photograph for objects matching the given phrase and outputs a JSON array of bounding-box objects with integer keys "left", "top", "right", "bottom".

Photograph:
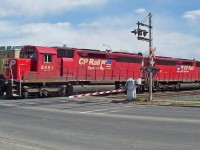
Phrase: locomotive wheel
[
  {"left": 153, "top": 85, "right": 158, "bottom": 92},
  {"left": 39, "top": 90, "right": 48, "bottom": 97},
  {"left": 34, "top": 93, "right": 40, "bottom": 98},
  {"left": 42, "top": 90, "right": 48, "bottom": 97},
  {"left": 175, "top": 84, "right": 180, "bottom": 91},
  {"left": 22, "top": 91, "right": 29, "bottom": 99},
  {"left": 58, "top": 87, "right": 65, "bottom": 96},
  {"left": 6, "top": 84, "right": 13, "bottom": 99},
  {"left": 66, "top": 85, "right": 73, "bottom": 96}
]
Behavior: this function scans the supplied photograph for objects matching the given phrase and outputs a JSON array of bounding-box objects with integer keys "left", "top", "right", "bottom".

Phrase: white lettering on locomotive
[
  {"left": 79, "top": 58, "right": 88, "bottom": 65},
  {"left": 79, "top": 58, "right": 112, "bottom": 70},
  {"left": 188, "top": 66, "right": 194, "bottom": 70},
  {"left": 41, "top": 65, "right": 54, "bottom": 71},
  {"left": 9, "top": 60, "right": 16, "bottom": 68},
  {"left": 89, "top": 59, "right": 101, "bottom": 66}
]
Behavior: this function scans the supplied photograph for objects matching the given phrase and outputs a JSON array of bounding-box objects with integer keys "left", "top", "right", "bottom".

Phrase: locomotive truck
[
  {"left": 0, "top": 45, "right": 143, "bottom": 98},
  {"left": 1, "top": 45, "right": 200, "bottom": 99}
]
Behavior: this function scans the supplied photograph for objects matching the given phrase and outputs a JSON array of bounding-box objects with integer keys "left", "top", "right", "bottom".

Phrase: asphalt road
[{"left": 0, "top": 96, "right": 200, "bottom": 150}]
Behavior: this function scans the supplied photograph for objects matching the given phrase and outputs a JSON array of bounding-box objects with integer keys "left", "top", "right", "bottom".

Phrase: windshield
[{"left": 20, "top": 52, "right": 37, "bottom": 60}]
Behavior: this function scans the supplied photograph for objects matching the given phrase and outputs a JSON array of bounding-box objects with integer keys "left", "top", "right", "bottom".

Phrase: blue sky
[{"left": 1, "top": 0, "right": 200, "bottom": 59}]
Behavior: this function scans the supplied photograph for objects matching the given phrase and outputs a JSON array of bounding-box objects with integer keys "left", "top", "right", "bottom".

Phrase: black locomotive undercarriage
[{"left": 1, "top": 77, "right": 200, "bottom": 99}]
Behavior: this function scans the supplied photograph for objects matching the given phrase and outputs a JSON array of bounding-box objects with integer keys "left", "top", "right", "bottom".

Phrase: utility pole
[
  {"left": 148, "top": 13, "right": 153, "bottom": 101},
  {"left": 131, "top": 13, "right": 154, "bottom": 101}
]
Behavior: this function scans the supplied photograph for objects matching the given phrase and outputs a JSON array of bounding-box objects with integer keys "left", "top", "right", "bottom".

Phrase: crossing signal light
[
  {"left": 143, "top": 31, "right": 148, "bottom": 37},
  {"left": 131, "top": 29, "right": 137, "bottom": 35}
]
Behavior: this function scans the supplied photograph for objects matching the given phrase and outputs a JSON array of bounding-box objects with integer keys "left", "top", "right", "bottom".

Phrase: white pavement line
[
  {"left": 136, "top": 106, "right": 145, "bottom": 109},
  {"left": 80, "top": 107, "right": 122, "bottom": 113},
  {"left": 0, "top": 140, "right": 44, "bottom": 150},
  {"left": 23, "top": 106, "right": 200, "bottom": 124},
  {"left": 0, "top": 104, "right": 17, "bottom": 107},
  {"left": 103, "top": 110, "right": 124, "bottom": 113},
  {"left": 86, "top": 112, "right": 200, "bottom": 124},
  {"left": 124, "top": 105, "right": 138, "bottom": 108},
  {"left": 80, "top": 105, "right": 137, "bottom": 114}
]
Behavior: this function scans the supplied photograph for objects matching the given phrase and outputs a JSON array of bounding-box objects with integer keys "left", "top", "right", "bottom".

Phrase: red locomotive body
[
  {"left": 145, "top": 56, "right": 200, "bottom": 90},
  {"left": 1, "top": 46, "right": 143, "bottom": 98},
  {"left": 2, "top": 45, "right": 200, "bottom": 99}
]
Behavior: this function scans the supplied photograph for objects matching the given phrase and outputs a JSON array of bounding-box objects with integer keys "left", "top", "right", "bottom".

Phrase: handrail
[
  {"left": 18, "top": 64, "right": 27, "bottom": 96},
  {"left": 4, "top": 65, "right": 14, "bottom": 87}
]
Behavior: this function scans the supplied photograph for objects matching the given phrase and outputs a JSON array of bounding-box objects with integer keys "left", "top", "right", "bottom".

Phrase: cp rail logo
[
  {"left": 177, "top": 65, "right": 194, "bottom": 73},
  {"left": 79, "top": 58, "right": 112, "bottom": 70}
]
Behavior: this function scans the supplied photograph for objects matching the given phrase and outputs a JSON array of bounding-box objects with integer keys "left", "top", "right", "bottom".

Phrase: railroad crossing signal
[
  {"left": 150, "top": 47, "right": 156, "bottom": 58},
  {"left": 131, "top": 13, "right": 154, "bottom": 101}
]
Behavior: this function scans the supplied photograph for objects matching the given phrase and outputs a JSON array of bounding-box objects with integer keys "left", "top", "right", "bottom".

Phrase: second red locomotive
[{"left": 144, "top": 56, "right": 200, "bottom": 91}]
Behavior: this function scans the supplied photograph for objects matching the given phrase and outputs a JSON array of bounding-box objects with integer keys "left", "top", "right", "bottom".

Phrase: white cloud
[
  {"left": 135, "top": 8, "right": 146, "bottom": 14},
  {"left": 154, "top": 32, "right": 200, "bottom": 59},
  {"left": 78, "top": 16, "right": 133, "bottom": 29},
  {"left": 0, "top": 0, "right": 109, "bottom": 17},
  {"left": 1, "top": 15, "right": 200, "bottom": 60},
  {"left": 18, "top": 22, "right": 70, "bottom": 35},
  {"left": 182, "top": 9, "right": 200, "bottom": 20},
  {"left": 0, "top": 17, "right": 147, "bottom": 53},
  {"left": 78, "top": 22, "right": 101, "bottom": 28}
]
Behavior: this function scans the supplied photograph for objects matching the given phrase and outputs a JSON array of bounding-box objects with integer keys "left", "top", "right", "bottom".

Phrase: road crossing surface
[{"left": 0, "top": 96, "right": 200, "bottom": 150}]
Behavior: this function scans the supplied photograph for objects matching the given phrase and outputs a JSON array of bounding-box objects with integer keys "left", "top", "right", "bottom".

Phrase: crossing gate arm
[{"left": 68, "top": 89, "right": 125, "bottom": 99}]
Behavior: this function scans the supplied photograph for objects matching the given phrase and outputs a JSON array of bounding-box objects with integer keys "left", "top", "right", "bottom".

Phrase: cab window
[
  {"left": 20, "top": 52, "right": 37, "bottom": 60},
  {"left": 44, "top": 54, "right": 52, "bottom": 63}
]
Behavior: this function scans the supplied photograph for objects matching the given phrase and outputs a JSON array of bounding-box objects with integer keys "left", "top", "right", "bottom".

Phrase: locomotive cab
[
  {"left": 20, "top": 47, "right": 38, "bottom": 71},
  {"left": 20, "top": 46, "right": 58, "bottom": 81}
]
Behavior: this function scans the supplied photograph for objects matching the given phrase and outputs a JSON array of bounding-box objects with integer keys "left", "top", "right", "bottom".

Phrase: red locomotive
[
  {"left": 1, "top": 45, "right": 200, "bottom": 99},
  {"left": 0, "top": 46, "right": 143, "bottom": 98},
  {"left": 144, "top": 56, "right": 200, "bottom": 91}
]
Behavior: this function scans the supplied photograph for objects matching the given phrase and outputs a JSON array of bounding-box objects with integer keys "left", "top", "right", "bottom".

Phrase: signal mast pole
[
  {"left": 131, "top": 13, "right": 153, "bottom": 101},
  {"left": 149, "top": 13, "right": 153, "bottom": 101}
]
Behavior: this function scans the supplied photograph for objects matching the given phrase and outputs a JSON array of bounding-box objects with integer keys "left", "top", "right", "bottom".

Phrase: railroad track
[
  {"left": 1, "top": 89, "right": 200, "bottom": 101},
  {"left": 152, "top": 90, "right": 200, "bottom": 100},
  {"left": 105, "top": 90, "right": 200, "bottom": 101}
]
